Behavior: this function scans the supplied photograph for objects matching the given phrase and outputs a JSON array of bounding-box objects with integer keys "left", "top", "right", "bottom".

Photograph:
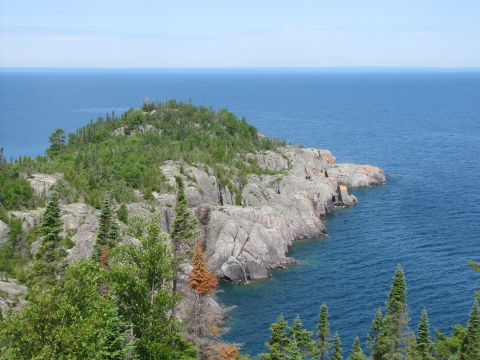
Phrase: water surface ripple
[{"left": 0, "top": 71, "right": 479, "bottom": 356}]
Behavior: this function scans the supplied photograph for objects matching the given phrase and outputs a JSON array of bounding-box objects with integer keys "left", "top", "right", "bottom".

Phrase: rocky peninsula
[{"left": 1, "top": 146, "right": 385, "bottom": 286}]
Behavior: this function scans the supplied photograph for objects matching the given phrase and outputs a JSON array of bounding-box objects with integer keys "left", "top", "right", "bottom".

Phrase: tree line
[
  {"left": 258, "top": 265, "right": 480, "bottom": 359},
  {"left": 1, "top": 100, "right": 287, "bottom": 210}
]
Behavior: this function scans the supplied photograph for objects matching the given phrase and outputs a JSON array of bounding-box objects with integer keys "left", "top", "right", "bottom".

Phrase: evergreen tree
[
  {"left": 416, "top": 309, "right": 433, "bottom": 360},
  {"left": 367, "top": 308, "right": 386, "bottom": 360},
  {"left": 348, "top": 337, "right": 366, "bottom": 360},
  {"left": 289, "top": 315, "right": 315, "bottom": 358},
  {"left": 285, "top": 335, "right": 303, "bottom": 360},
  {"left": 331, "top": 332, "right": 343, "bottom": 360},
  {"left": 260, "top": 314, "right": 290, "bottom": 360},
  {"left": 29, "top": 191, "right": 65, "bottom": 284},
  {"left": 47, "top": 128, "right": 66, "bottom": 157},
  {"left": 170, "top": 175, "right": 200, "bottom": 246},
  {"left": 108, "top": 219, "right": 119, "bottom": 247},
  {"left": 459, "top": 300, "right": 480, "bottom": 360},
  {"left": 378, "top": 265, "right": 410, "bottom": 360},
  {"left": 316, "top": 303, "right": 331, "bottom": 360},
  {"left": 92, "top": 197, "right": 112, "bottom": 262},
  {"left": 170, "top": 175, "right": 201, "bottom": 295},
  {"left": 188, "top": 242, "right": 218, "bottom": 295}
]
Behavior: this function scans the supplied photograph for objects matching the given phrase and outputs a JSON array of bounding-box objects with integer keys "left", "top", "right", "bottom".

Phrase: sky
[{"left": 0, "top": 0, "right": 479, "bottom": 68}]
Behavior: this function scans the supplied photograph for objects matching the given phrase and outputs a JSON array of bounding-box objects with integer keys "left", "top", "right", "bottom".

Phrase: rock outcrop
[
  {"left": 0, "top": 220, "right": 8, "bottom": 247},
  {"left": 157, "top": 146, "right": 385, "bottom": 282},
  {"left": 1, "top": 146, "right": 385, "bottom": 283},
  {"left": 0, "top": 280, "right": 27, "bottom": 317}
]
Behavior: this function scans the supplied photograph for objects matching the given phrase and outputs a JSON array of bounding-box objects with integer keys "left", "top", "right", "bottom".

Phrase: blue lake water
[{"left": 1, "top": 69, "right": 479, "bottom": 356}]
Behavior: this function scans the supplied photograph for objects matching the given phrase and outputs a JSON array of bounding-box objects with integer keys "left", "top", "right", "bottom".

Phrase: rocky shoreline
[{"left": 0, "top": 146, "right": 385, "bottom": 284}]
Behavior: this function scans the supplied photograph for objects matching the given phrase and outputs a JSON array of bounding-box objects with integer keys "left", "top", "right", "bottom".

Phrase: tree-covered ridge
[{"left": 9, "top": 100, "right": 285, "bottom": 208}]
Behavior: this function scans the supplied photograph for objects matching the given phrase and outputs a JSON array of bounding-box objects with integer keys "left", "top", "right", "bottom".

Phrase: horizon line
[{"left": 1, "top": 66, "right": 480, "bottom": 73}]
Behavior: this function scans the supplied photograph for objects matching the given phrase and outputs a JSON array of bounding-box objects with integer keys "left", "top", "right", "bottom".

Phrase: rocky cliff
[{"left": 1, "top": 146, "right": 385, "bottom": 283}]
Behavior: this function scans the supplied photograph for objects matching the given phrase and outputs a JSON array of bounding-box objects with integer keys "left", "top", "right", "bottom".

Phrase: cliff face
[
  {"left": 1, "top": 147, "right": 385, "bottom": 283},
  {"left": 191, "top": 147, "right": 385, "bottom": 282}
]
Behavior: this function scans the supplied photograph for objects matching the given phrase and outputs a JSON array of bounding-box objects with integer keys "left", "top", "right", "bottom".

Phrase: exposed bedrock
[{"left": 1, "top": 147, "right": 385, "bottom": 283}]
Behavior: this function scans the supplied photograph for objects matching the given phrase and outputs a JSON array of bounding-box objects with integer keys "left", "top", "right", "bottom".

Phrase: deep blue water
[{"left": 1, "top": 70, "right": 479, "bottom": 356}]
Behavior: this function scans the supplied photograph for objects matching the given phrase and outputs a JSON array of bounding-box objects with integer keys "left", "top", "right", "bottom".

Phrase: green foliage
[
  {"left": 433, "top": 324, "right": 465, "bottom": 359},
  {"left": 260, "top": 314, "right": 290, "bottom": 360},
  {"left": 47, "top": 128, "right": 66, "bottom": 157},
  {"left": 331, "top": 332, "right": 343, "bottom": 360},
  {"left": 459, "top": 300, "right": 480, "bottom": 360},
  {"left": 0, "top": 200, "right": 40, "bottom": 279},
  {"left": 1, "top": 259, "right": 130, "bottom": 359},
  {"left": 29, "top": 191, "right": 65, "bottom": 285},
  {"left": 377, "top": 265, "right": 410, "bottom": 360},
  {"left": 467, "top": 260, "right": 480, "bottom": 301},
  {"left": 109, "top": 214, "right": 197, "bottom": 359},
  {"left": 0, "top": 164, "right": 42, "bottom": 210},
  {"left": 347, "top": 337, "right": 366, "bottom": 360},
  {"left": 108, "top": 219, "right": 120, "bottom": 245},
  {"left": 416, "top": 309, "right": 433, "bottom": 360},
  {"left": 170, "top": 175, "right": 200, "bottom": 246},
  {"left": 0, "top": 216, "right": 30, "bottom": 279},
  {"left": 289, "top": 315, "right": 315, "bottom": 358},
  {"left": 285, "top": 336, "right": 302, "bottom": 360},
  {"left": 118, "top": 203, "right": 128, "bottom": 224},
  {"left": 367, "top": 308, "right": 385, "bottom": 360},
  {"left": 316, "top": 303, "right": 331, "bottom": 360},
  {"left": 92, "top": 197, "right": 113, "bottom": 262},
  {"left": 8, "top": 101, "right": 285, "bottom": 207}
]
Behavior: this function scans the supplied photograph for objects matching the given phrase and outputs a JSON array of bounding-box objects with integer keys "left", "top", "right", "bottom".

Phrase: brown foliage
[
  {"left": 195, "top": 204, "right": 212, "bottom": 225},
  {"left": 100, "top": 245, "right": 110, "bottom": 269},
  {"left": 211, "top": 325, "right": 221, "bottom": 337},
  {"left": 189, "top": 242, "right": 218, "bottom": 295},
  {"left": 206, "top": 343, "right": 239, "bottom": 360}
]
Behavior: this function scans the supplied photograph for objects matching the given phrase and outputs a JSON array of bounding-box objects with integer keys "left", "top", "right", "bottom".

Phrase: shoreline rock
[{"left": 0, "top": 146, "right": 385, "bottom": 283}]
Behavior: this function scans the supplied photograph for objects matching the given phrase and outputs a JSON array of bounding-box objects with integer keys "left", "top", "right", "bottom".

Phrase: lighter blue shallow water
[{"left": 1, "top": 70, "right": 479, "bottom": 356}]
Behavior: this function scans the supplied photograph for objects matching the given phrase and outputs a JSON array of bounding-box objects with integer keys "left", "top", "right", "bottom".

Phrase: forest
[{"left": 0, "top": 100, "right": 479, "bottom": 359}]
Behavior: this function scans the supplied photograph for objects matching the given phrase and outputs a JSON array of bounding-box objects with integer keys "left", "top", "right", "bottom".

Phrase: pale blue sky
[{"left": 1, "top": 0, "right": 479, "bottom": 68}]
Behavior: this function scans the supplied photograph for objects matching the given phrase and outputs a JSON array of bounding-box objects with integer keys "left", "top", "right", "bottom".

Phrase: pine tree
[
  {"left": 285, "top": 335, "right": 303, "bottom": 360},
  {"left": 347, "top": 337, "right": 366, "bottom": 360},
  {"left": 459, "top": 300, "right": 480, "bottom": 360},
  {"left": 171, "top": 175, "right": 201, "bottom": 296},
  {"left": 260, "top": 314, "right": 290, "bottom": 360},
  {"left": 47, "top": 128, "right": 66, "bottom": 156},
  {"left": 367, "top": 308, "right": 386, "bottom": 360},
  {"left": 331, "top": 332, "right": 343, "bottom": 360},
  {"left": 170, "top": 175, "right": 200, "bottom": 246},
  {"left": 188, "top": 242, "right": 218, "bottom": 295},
  {"left": 381, "top": 265, "right": 410, "bottom": 359},
  {"left": 108, "top": 219, "right": 119, "bottom": 247},
  {"left": 316, "top": 303, "right": 331, "bottom": 360},
  {"left": 92, "top": 197, "right": 112, "bottom": 262},
  {"left": 289, "top": 315, "right": 315, "bottom": 358},
  {"left": 29, "top": 191, "right": 65, "bottom": 284},
  {"left": 416, "top": 309, "right": 433, "bottom": 360}
]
